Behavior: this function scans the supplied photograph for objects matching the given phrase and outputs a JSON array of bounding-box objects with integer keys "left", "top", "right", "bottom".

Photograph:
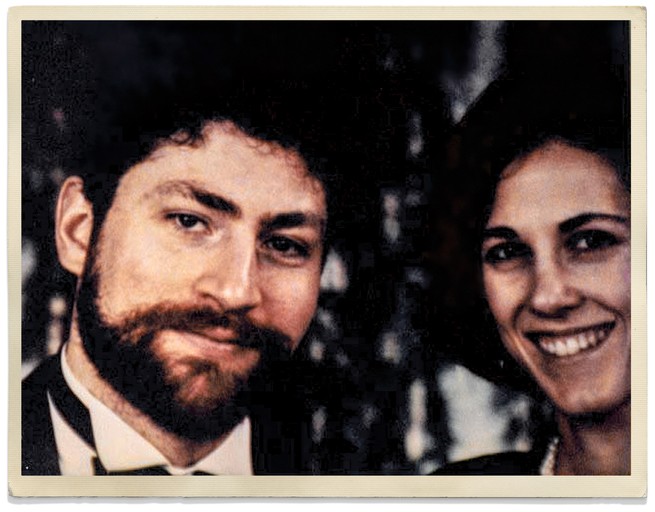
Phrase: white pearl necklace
[{"left": 539, "top": 438, "right": 560, "bottom": 475}]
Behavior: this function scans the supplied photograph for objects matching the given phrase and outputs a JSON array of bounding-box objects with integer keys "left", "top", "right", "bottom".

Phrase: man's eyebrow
[
  {"left": 559, "top": 212, "right": 630, "bottom": 233},
  {"left": 148, "top": 181, "right": 240, "bottom": 216},
  {"left": 261, "top": 212, "right": 326, "bottom": 235},
  {"left": 482, "top": 226, "right": 519, "bottom": 241}
]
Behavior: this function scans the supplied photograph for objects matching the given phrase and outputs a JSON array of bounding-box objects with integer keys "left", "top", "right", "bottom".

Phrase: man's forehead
[
  {"left": 114, "top": 165, "right": 326, "bottom": 236},
  {"left": 144, "top": 122, "right": 312, "bottom": 177},
  {"left": 114, "top": 120, "right": 323, "bottom": 195}
]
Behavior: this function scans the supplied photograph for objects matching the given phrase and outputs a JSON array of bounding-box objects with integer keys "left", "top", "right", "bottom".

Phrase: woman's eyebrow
[
  {"left": 559, "top": 212, "right": 630, "bottom": 234},
  {"left": 482, "top": 226, "right": 519, "bottom": 240}
]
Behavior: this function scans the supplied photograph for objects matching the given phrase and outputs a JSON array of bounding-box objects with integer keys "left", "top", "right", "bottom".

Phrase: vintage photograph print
[{"left": 8, "top": 6, "right": 646, "bottom": 498}]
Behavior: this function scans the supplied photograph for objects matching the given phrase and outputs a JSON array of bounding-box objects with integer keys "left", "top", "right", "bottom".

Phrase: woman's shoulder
[{"left": 432, "top": 450, "right": 544, "bottom": 476}]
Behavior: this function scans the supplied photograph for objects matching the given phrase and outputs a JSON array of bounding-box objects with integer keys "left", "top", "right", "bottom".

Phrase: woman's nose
[{"left": 528, "top": 258, "right": 582, "bottom": 317}]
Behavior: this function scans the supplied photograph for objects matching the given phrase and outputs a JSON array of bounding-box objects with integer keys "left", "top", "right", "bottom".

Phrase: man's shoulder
[
  {"left": 23, "top": 355, "right": 60, "bottom": 394},
  {"left": 22, "top": 355, "right": 61, "bottom": 475},
  {"left": 432, "top": 450, "right": 543, "bottom": 476}
]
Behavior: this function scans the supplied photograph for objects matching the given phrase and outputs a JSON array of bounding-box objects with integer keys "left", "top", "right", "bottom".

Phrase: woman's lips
[{"left": 525, "top": 322, "right": 615, "bottom": 358}]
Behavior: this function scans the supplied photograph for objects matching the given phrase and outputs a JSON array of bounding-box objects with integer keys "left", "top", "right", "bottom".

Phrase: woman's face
[{"left": 482, "top": 140, "right": 630, "bottom": 416}]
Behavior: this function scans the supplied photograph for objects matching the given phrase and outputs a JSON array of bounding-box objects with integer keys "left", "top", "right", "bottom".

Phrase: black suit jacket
[{"left": 21, "top": 355, "right": 313, "bottom": 475}]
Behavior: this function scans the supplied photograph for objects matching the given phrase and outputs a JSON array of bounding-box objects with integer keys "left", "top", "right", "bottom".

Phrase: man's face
[{"left": 76, "top": 121, "right": 326, "bottom": 440}]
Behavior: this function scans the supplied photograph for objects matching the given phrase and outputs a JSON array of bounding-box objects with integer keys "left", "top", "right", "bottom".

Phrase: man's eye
[
  {"left": 567, "top": 230, "right": 620, "bottom": 253},
  {"left": 483, "top": 242, "right": 531, "bottom": 265},
  {"left": 167, "top": 213, "right": 207, "bottom": 231},
  {"left": 263, "top": 236, "right": 310, "bottom": 259}
]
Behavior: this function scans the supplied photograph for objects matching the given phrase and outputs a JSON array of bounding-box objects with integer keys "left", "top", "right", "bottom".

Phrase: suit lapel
[{"left": 21, "top": 356, "right": 62, "bottom": 475}]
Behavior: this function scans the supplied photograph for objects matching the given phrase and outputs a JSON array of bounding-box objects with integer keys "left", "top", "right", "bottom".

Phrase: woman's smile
[{"left": 524, "top": 321, "right": 615, "bottom": 357}]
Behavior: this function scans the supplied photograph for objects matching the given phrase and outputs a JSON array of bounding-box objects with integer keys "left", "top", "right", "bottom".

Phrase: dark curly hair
[{"left": 37, "top": 22, "right": 347, "bottom": 258}]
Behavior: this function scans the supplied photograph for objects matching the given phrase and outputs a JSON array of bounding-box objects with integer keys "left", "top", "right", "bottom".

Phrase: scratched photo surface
[{"left": 20, "top": 20, "right": 630, "bottom": 478}]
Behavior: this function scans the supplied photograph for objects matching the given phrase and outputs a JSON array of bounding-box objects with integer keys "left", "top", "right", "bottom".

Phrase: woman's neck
[{"left": 554, "top": 400, "right": 631, "bottom": 475}]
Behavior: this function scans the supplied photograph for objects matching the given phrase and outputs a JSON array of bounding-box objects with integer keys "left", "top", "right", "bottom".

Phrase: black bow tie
[{"left": 92, "top": 458, "right": 213, "bottom": 476}]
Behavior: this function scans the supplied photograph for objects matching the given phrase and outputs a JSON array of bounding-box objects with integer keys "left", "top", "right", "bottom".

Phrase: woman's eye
[
  {"left": 483, "top": 242, "right": 531, "bottom": 265},
  {"left": 167, "top": 213, "right": 207, "bottom": 232},
  {"left": 567, "top": 230, "right": 620, "bottom": 253}
]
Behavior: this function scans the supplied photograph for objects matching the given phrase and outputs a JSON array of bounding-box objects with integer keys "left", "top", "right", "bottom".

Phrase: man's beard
[{"left": 75, "top": 260, "right": 293, "bottom": 443}]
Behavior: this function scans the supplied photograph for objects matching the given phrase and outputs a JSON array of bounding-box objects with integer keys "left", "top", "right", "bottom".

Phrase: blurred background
[{"left": 21, "top": 19, "right": 628, "bottom": 474}]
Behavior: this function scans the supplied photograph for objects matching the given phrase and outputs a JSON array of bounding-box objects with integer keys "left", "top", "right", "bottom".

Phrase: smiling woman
[
  {"left": 481, "top": 140, "right": 631, "bottom": 475},
  {"left": 432, "top": 68, "right": 631, "bottom": 475}
]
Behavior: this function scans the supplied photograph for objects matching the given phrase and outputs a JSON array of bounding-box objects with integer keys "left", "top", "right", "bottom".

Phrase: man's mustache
[{"left": 107, "top": 305, "right": 292, "bottom": 352}]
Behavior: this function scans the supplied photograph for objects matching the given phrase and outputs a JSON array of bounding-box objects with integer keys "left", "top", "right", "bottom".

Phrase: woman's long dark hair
[{"left": 426, "top": 68, "right": 630, "bottom": 396}]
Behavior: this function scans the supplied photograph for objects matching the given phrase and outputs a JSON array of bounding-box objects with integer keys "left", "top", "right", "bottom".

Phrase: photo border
[{"left": 7, "top": 5, "right": 647, "bottom": 498}]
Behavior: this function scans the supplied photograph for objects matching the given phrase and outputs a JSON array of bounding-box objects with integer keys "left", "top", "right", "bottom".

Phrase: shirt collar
[{"left": 54, "top": 345, "right": 253, "bottom": 475}]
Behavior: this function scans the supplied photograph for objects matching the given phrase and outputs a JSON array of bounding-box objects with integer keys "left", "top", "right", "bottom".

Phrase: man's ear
[{"left": 55, "top": 176, "right": 94, "bottom": 277}]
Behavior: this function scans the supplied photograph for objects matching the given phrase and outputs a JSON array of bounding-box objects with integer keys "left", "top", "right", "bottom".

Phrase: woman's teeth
[{"left": 537, "top": 325, "right": 611, "bottom": 357}]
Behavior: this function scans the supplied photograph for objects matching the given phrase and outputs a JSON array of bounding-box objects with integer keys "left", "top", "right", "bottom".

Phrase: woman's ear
[{"left": 55, "top": 176, "right": 94, "bottom": 277}]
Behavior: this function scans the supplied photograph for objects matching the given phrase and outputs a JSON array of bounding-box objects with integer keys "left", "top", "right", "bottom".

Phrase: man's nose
[
  {"left": 528, "top": 258, "right": 582, "bottom": 317},
  {"left": 194, "top": 234, "right": 262, "bottom": 313}
]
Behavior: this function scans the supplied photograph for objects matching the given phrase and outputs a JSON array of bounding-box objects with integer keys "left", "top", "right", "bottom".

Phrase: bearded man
[{"left": 22, "top": 56, "right": 334, "bottom": 475}]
